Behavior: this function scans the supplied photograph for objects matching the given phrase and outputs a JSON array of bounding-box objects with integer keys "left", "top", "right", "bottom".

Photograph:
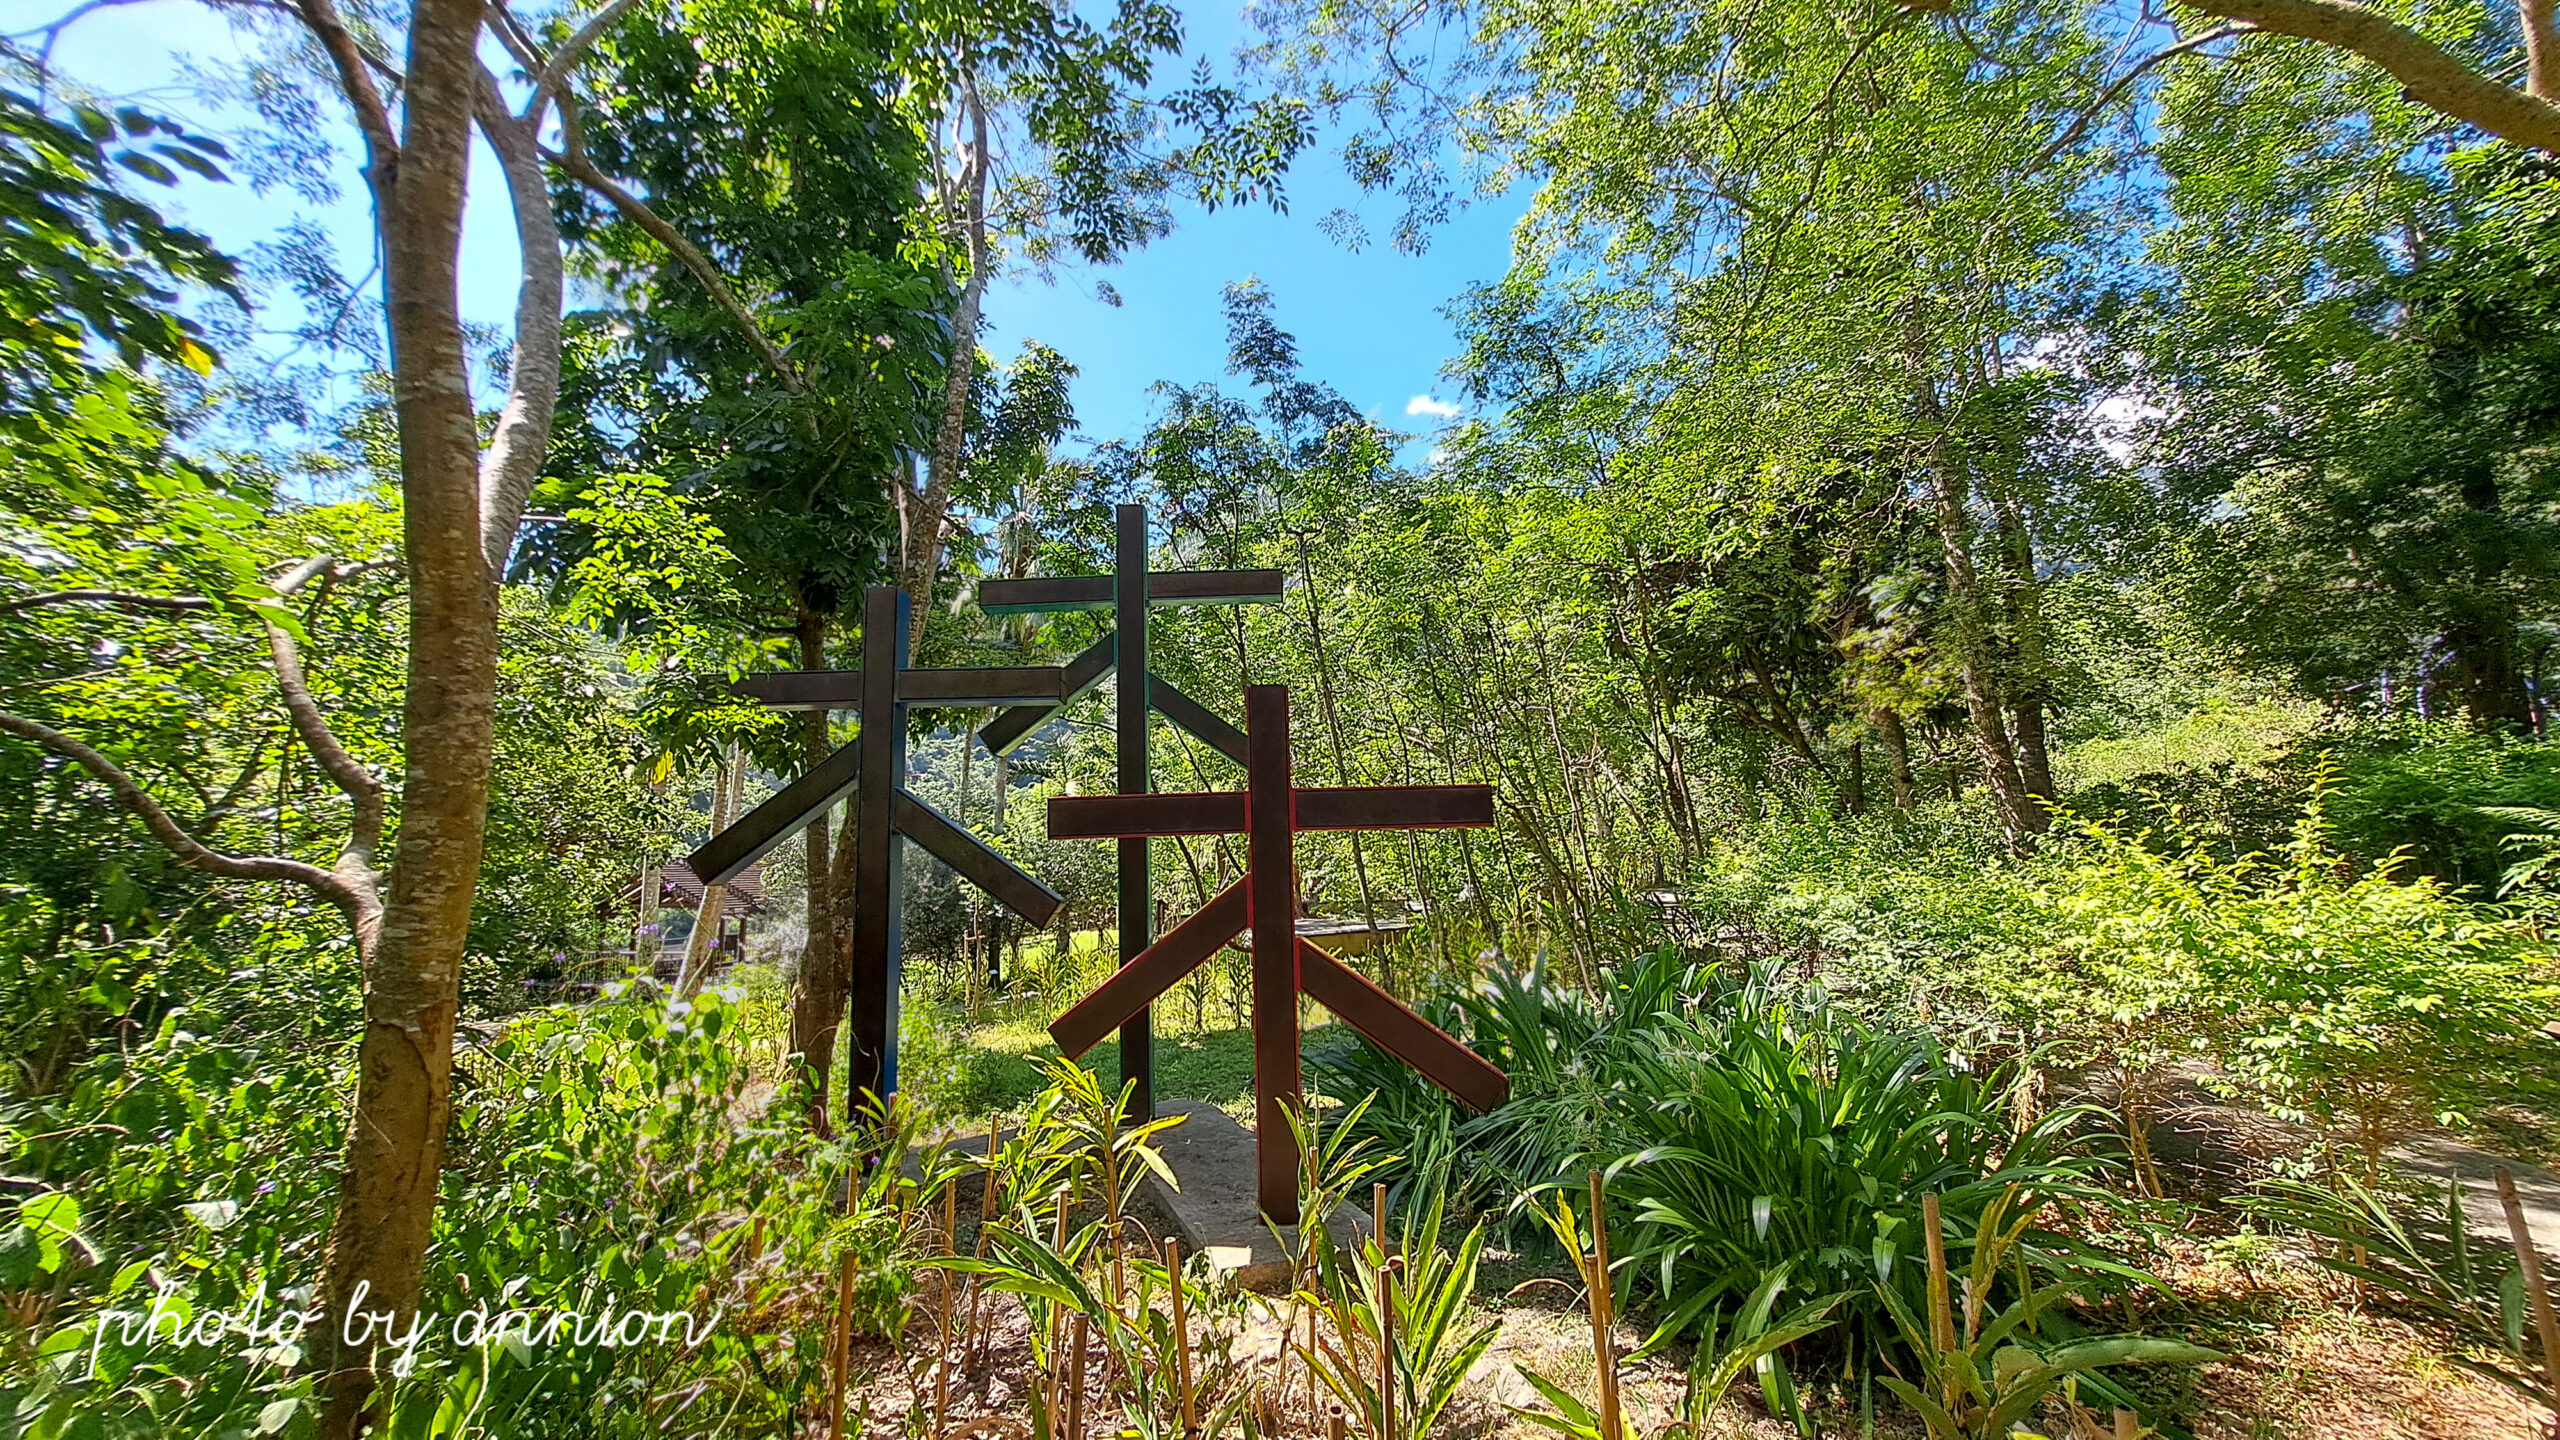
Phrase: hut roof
[{"left": 610, "top": 860, "right": 768, "bottom": 919}]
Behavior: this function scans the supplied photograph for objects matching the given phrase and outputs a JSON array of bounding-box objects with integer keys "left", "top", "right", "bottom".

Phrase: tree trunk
[
  {"left": 1990, "top": 484, "right": 2057, "bottom": 808},
  {"left": 1876, "top": 708, "right": 1918, "bottom": 811},
  {"left": 635, "top": 854, "right": 663, "bottom": 962},
  {"left": 470, "top": 89, "right": 561, "bottom": 580},
  {"left": 312, "top": 1, "right": 501, "bottom": 1432},
  {"left": 2449, "top": 613, "right": 2534, "bottom": 729},
  {"left": 635, "top": 771, "right": 668, "bottom": 964},
  {"left": 1921, "top": 445, "right": 2044, "bottom": 841},
  {"left": 787, "top": 611, "right": 842, "bottom": 1131},
  {"left": 1296, "top": 534, "right": 1380, "bottom": 940},
  {"left": 2012, "top": 697, "right": 2056, "bottom": 808},
  {"left": 906, "top": 77, "right": 991, "bottom": 658}
]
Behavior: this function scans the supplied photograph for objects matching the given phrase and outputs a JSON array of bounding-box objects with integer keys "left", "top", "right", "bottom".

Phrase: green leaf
[{"left": 114, "top": 152, "right": 176, "bottom": 186}]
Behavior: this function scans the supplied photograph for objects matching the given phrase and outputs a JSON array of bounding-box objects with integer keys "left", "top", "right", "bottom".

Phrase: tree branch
[
  {"left": 546, "top": 105, "right": 811, "bottom": 395},
  {"left": 473, "top": 61, "right": 565, "bottom": 580},
  {"left": 269, "top": 554, "right": 339, "bottom": 595},
  {"left": 261, "top": 555, "right": 388, "bottom": 878},
  {"left": 2526, "top": 0, "right": 2559, "bottom": 102},
  {"left": 198, "top": 742, "right": 272, "bottom": 834},
  {"left": 262, "top": 616, "right": 385, "bottom": 871},
  {"left": 2031, "top": 25, "right": 2255, "bottom": 171},
  {"left": 0, "top": 710, "right": 368, "bottom": 917},
  {"left": 291, "top": 0, "right": 401, "bottom": 178},
  {"left": 2180, "top": 0, "right": 2560, "bottom": 153},
  {"left": 0, "top": 589, "right": 214, "bottom": 614},
  {"left": 523, "top": 0, "right": 652, "bottom": 125}
]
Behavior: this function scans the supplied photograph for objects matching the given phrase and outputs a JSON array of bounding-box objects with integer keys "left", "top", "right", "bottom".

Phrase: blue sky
[{"left": 14, "top": 0, "right": 1529, "bottom": 456}]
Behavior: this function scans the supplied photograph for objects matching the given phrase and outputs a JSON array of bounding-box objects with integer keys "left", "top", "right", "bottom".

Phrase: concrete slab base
[{"left": 1141, "top": 1098, "right": 1361, "bottom": 1292}]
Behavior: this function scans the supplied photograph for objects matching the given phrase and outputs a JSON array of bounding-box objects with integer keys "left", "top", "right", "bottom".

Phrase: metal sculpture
[
  {"left": 1045, "top": 685, "right": 1508, "bottom": 1223},
  {"left": 978, "top": 504, "right": 1284, "bottom": 1122},
  {"left": 689, "top": 585, "right": 1067, "bottom": 1113}
]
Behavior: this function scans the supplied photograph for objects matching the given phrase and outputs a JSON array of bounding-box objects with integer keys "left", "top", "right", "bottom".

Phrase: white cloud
[{"left": 1405, "top": 394, "right": 1462, "bottom": 419}]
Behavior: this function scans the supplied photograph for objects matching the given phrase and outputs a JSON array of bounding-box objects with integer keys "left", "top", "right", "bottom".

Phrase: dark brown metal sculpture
[
  {"left": 689, "top": 585, "right": 1067, "bottom": 1114},
  {"left": 1045, "top": 685, "right": 1508, "bottom": 1223},
  {"left": 979, "top": 504, "right": 1283, "bottom": 1121}
]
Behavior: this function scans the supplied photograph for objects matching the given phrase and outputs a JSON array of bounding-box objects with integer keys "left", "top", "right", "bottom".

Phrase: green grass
[{"left": 907, "top": 990, "right": 1350, "bottom": 1132}]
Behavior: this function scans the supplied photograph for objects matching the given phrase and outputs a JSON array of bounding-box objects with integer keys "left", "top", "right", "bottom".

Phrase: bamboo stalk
[
  {"left": 1307, "top": 1300, "right": 1321, "bottom": 1427},
  {"left": 1329, "top": 1405, "right": 1348, "bottom": 1440},
  {"left": 969, "top": 1119, "right": 1001, "bottom": 1375},
  {"left": 1066, "top": 1313, "right": 1090, "bottom": 1440},
  {"left": 2494, "top": 1167, "right": 2560, "bottom": 1432},
  {"left": 1922, "top": 1193, "right": 1955, "bottom": 1355},
  {"left": 1046, "top": 1192, "right": 1070, "bottom": 1436},
  {"left": 1376, "top": 1181, "right": 1396, "bottom": 1440},
  {"left": 829, "top": 1250, "right": 857, "bottom": 1440},
  {"left": 1588, "top": 1170, "right": 1621, "bottom": 1440},
  {"left": 1169, "top": 1237, "right": 1197, "bottom": 1436}
]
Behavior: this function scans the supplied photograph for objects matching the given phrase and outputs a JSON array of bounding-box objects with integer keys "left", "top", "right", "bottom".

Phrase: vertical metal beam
[
  {"left": 1115, "top": 503, "right": 1154, "bottom": 1126},
  {"left": 847, "top": 586, "right": 908, "bottom": 1118},
  {"left": 1246, "top": 684, "right": 1301, "bottom": 1223}
]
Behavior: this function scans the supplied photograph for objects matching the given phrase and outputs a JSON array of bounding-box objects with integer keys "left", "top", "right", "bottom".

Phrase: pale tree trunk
[
  {"left": 470, "top": 85, "right": 561, "bottom": 580},
  {"left": 674, "top": 754, "right": 744, "bottom": 999},
  {"left": 635, "top": 856, "right": 661, "bottom": 961},
  {"left": 2529, "top": 0, "right": 2560, "bottom": 102},
  {"left": 904, "top": 73, "right": 991, "bottom": 658}
]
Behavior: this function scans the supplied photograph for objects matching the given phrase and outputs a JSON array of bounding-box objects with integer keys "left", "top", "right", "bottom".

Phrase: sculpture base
[{"left": 1141, "top": 1098, "right": 1363, "bottom": 1292}]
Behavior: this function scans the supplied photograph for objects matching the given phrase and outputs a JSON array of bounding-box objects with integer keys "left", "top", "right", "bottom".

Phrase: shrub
[
  {"left": 2322, "top": 722, "right": 2560, "bottom": 895},
  {"left": 0, "top": 984, "right": 920, "bottom": 1438},
  {"left": 1318, "top": 956, "right": 2133, "bottom": 1380},
  {"left": 2017, "top": 796, "right": 2560, "bottom": 1184},
  {"left": 1596, "top": 967, "right": 2126, "bottom": 1369}
]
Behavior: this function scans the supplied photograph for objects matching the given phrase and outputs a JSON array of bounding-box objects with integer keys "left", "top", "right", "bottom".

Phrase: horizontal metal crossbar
[
  {"left": 1045, "top": 784, "right": 1496, "bottom": 839},
  {"left": 978, "top": 569, "right": 1285, "bottom": 615},
  {"left": 733, "top": 666, "right": 1066, "bottom": 711}
]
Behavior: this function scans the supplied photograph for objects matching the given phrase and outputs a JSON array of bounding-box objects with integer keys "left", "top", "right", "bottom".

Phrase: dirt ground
[
  {"left": 833, "top": 1216, "right": 2547, "bottom": 1440},
  {"left": 857, "top": 1047, "right": 2559, "bottom": 1439}
]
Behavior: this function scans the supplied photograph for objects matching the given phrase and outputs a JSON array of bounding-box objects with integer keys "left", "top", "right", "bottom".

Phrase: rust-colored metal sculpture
[
  {"left": 1046, "top": 685, "right": 1508, "bottom": 1222},
  {"left": 979, "top": 503, "right": 1283, "bottom": 1122},
  {"left": 690, "top": 585, "right": 1067, "bottom": 1113}
]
